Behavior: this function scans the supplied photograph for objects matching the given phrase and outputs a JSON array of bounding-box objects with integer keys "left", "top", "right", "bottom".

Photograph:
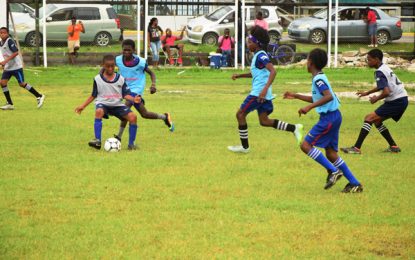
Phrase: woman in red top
[
  {"left": 161, "top": 27, "right": 186, "bottom": 65},
  {"left": 365, "top": 7, "right": 378, "bottom": 47}
]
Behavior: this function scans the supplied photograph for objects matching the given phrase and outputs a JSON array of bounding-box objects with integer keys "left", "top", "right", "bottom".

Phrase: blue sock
[
  {"left": 94, "top": 118, "right": 102, "bottom": 140},
  {"left": 334, "top": 157, "right": 360, "bottom": 185},
  {"left": 129, "top": 124, "right": 138, "bottom": 146},
  {"left": 307, "top": 147, "right": 337, "bottom": 173}
]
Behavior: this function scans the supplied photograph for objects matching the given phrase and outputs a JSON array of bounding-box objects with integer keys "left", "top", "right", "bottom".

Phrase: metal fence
[{"left": 6, "top": 0, "right": 415, "bottom": 68}]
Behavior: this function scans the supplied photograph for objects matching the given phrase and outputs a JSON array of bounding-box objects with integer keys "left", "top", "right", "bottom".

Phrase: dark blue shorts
[
  {"left": 96, "top": 103, "right": 132, "bottom": 120},
  {"left": 368, "top": 23, "right": 377, "bottom": 36},
  {"left": 375, "top": 96, "right": 408, "bottom": 122},
  {"left": 240, "top": 95, "right": 274, "bottom": 115},
  {"left": 128, "top": 93, "right": 145, "bottom": 111},
  {"left": 305, "top": 110, "right": 342, "bottom": 151},
  {"left": 1, "top": 68, "right": 25, "bottom": 84}
]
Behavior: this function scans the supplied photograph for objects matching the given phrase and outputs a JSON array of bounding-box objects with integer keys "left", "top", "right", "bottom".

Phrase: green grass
[{"left": 1, "top": 67, "right": 414, "bottom": 258}]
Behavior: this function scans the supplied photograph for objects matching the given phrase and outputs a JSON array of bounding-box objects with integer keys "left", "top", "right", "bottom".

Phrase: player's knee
[
  {"left": 95, "top": 109, "right": 104, "bottom": 118},
  {"left": 300, "top": 141, "right": 311, "bottom": 154},
  {"left": 19, "top": 83, "right": 26, "bottom": 88},
  {"left": 128, "top": 113, "right": 137, "bottom": 123}
]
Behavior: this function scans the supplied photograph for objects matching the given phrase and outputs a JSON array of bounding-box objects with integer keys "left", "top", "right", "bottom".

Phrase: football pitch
[{"left": 1, "top": 67, "right": 414, "bottom": 258}]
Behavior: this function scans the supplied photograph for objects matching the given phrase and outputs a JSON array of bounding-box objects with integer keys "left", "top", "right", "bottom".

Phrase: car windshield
[
  {"left": 206, "top": 6, "right": 232, "bottom": 21},
  {"left": 312, "top": 8, "right": 336, "bottom": 19},
  {"left": 39, "top": 4, "right": 58, "bottom": 18}
]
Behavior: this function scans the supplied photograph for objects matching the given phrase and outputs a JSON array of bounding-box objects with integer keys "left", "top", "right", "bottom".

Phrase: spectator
[
  {"left": 365, "top": 7, "right": 378, "bottom": 47},
  {"left": 148, "top": 17, "right": 163, "bottom": 69},
  {"left": 67, "top": 16, "right": 85, "bottom": 65},
  {"left": 254, "top": 11, "right": 269, "bottom": 31},
  {"left": 161, "top": 27, "right": 185, "bottom": 66},
  {"left": 217, "top": 28, "right": 235, "bottom": 67}
]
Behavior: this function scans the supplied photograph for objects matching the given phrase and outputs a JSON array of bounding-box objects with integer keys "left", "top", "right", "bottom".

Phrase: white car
[
  {"left": 10, "top": 3, "right": 34, "bottom": 26},
  {"left": 187, "top": 6, "right": 283, "bottom": 45}
]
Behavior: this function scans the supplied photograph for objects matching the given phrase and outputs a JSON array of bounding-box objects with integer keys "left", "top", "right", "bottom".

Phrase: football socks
[
  {"left": 307, "top": 147, "right": 338, "bottom": 173},
  {"left": 273, "top": 119, "right": 295, "bottom": 132},
  {"left": 376, "top": 123, "right": 397, "bottom": 147},
  {"left": 94, "top": 118, "right": 102, "bottom": 141},
  {"left": 2, "top": 86, "right": 13, "bottom": 105},
  {"left": 333, "top": 157, "right": 360, "bottom": 185},
  {"left": 129, "top": 124, "right": 138, "bottom": 146},
  {"left": 354, "top": 121, "right": 372, "bottom": 149},
  {"left": 24, "top": 84, "right": 42, "bottom": 98},
  {"left": 239, "top": 124, "right": 249, "bottom": 149}
]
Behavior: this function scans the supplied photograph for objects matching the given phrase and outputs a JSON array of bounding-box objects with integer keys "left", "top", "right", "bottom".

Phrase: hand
[
  {"left": 232, "top": 74, "right": 238, "bottom": 80},
  {"left": 298, "top": 106, "right": 311, "bottom": 117},
  {"left": 283, "top": 91, "right": 296, "bottom": 99},
  {"left": 369, "top": 95, "right": 378, "bottom": 104},
  {"left": 75, "top": 106, "right": 84, "bottom": 114},
  {"left": 133, "top": 95, "right": 142, "bottom": 104},
  {"left": 150, "top": 85, "right": 157, "bottom": 94},
  {"left": 356, "top": 90, "right": 367, "bottom": 97},
  {"left": 0, "top": 61, "right": 6, "bottom": 66},
  {"left": 257, "top": 91, "right": 266, "bottom": 103}
]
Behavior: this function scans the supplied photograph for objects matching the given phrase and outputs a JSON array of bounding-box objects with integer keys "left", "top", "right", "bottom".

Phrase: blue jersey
[
  {"left": 115, "top": 54, "right": 148, "bottom": 95},
  {"left": 312, "top": 73, "right": 339, "bottom": 114},
  {"left": 250, "top": 50, "right": 273, "bottom": 100}
]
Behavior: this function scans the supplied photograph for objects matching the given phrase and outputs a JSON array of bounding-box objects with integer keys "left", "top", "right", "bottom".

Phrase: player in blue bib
[
  {"left": 227, "top": 26, "right": 303, "bottom": 154},
  {"left": 114, "top": 39, "right": 174, "bottom": 142},
  {"left": 284, "top": 49, "right": 362, "bottom": 193}
]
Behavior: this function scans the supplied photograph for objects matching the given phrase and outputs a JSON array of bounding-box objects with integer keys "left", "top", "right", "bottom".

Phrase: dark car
[{"left": 288, "top": 7, "right": 402, "bottom": 45}]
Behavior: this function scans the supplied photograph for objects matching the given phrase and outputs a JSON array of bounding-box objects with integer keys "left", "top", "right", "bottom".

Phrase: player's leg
[
  {"left": 115, "top": 102, "right": 133, "bottom": 141},
  {"left": 228, "top": 96, "right": 255, "bottom": 153},
  {"left": 89, "top": 107, "right": 105, "bottom": 149},
  {"left": 137, "top": 101, "right": 174, "bottom": 132},
  {"left": 374, "top": 121, "right": 400, "bottom": 152},
  {"left": 177, "top": 44, "right": 184, "bottom": 65},
  {"left": 122, "top": 111, "right": 138, "bottom": 150},
  {"left": 1, "top": 74, "right": 14, "bottom": 110},
  {"left": 164, "top": 45, "right": 174, "bottom": 65},
  {"left": 15, "top": 69, "right": 45, "bottom": 108},
  {"left": 326, "top": 148, "right": 362, "bottom": 192}
]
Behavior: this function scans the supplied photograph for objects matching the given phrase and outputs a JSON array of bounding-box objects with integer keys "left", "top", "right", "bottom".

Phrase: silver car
[
  {"left": 288, "top": 7, "right": 402, "bottom": 45},
  {"left": 14, "top": 4, "right": 121, "bottom": 47},
  {"left": 187, "top": 6, "right": 283, "bottom": 45}
]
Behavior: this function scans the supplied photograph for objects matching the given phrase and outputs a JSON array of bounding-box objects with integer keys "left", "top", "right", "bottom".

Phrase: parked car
[
  {"left": 9, "top": 3, "right": 34, "bottom": 25},
  {"left": 187, "top": 6, "right": 283, "bottom": 45},
  {"left": 14, "top": 4, "right": 121, "bottom": 47},
  {"left": 288, "top": 7, "right": 402, "bottom": 45}
]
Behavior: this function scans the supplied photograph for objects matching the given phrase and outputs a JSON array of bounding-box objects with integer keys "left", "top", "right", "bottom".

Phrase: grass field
[{"left": 1, "top": 67, "right": 414, "bottom": 258}]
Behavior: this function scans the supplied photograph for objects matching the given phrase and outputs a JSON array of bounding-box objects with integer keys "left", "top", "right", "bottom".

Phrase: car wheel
[
  {"left": 376, "top": 30, "right": 390, "bottom": 45},
  {"left": 202, "top": 32, "right": 218, "bottom": 45},
  {"left": 25, "top": 31, "right": 42, "bottom": 47},
  {"left": 268, "top": 31, "right": 281, "bottom": 44},
  {"left": 94, "top": 32, "right": 111, "bottom": 46},
  {"left": 309, "top": 29, "right": 326, "bottom": 44}
]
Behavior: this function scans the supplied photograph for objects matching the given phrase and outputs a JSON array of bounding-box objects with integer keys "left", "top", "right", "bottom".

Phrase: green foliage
[{"left": 0, "top": 67, "right": 414, "bottom": 258}]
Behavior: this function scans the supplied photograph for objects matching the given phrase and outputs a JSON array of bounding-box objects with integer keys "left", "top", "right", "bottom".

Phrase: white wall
[{"left": 0, "top": 0, "right": 6, "bottom": 61}]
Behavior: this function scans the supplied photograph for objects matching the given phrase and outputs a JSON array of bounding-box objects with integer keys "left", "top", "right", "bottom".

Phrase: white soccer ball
[{"left": 104, "top": 137, "right": 121, "bottom": 152}]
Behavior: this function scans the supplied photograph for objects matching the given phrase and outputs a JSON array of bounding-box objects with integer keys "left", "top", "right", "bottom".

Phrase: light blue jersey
[
  {"left": 115, "top": 54, "right": 147, "bottom": 95},
  {"left": 312, "top": 73, "right": 340, "bottom": 114},
  {"left": 250, "top": 50, "right": 273, "bottom": 100}
]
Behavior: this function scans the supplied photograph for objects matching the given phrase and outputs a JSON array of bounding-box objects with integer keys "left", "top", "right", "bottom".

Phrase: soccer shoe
[
  {"left": 293, "top": 124, "right": 304, "bottom": 145},
  {"left": 164, "top": 112, "right": 174, "bottom": 132},
  {"left": 340, "top": 146, "right": 361, "bottom": 154},
  {"left": 342, "top": 183, "right": 363, "bottom": 193},
  {"left": 88, "top": 138, "right": 101, "bottom": 150},
  {"left": 113, "top": 134, "right": 121, "bottom": 142},
  {"left": 1, "top": 103, "right": 14, "bottom": 110},
  {"left": 326, "top": 169, "right": 342, "bottom": 183},
  {"left": 384, "top": 146, "right": 401, "bottom": 153},
  {"left": 227, "top": 145, "right": 250, "bottom": 153},
  {"left": 37, "top": 94, "right": 45, "bottom": 108},
  {"left": 128, "top": 144, "right": 138, "bottom": 150},
  {"left": 324, "top": 170, "right": 343, "bottom": 190}
]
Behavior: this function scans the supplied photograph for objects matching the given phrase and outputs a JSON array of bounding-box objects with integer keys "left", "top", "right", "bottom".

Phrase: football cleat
[
  {"left": 340, "top": 146, "right": 361, "bottom": 154},
  {"left": 128, "top": 144, "right": 138, "bottom": 150},
  {"left": 227, "top": 145, "right": 250, "bottom": 153},
  {"left": 384, "top": 146, "right": 401, "bottom": 153},
  {"left": 88, "top": 138, "right": 101, "bottom": 150},
  {"left": 164, "top": 112, "right": 174, "bottom": 132},
  {"left": 342, "top": 183, "right": 363, "bottom": 193},
  {"left": 113, "top": 134, "right": 121, "bottom": 142},
  {"left": 37, "top": 94, "right": 45, "bottom": 108},
  {"left": 293, "top": 124, "right": 304, "bottom": 145},
  {"left": 1, "top": 103, "right": 14, "bottom": 110},
  {"left": 324, "top": 170, "right": 343, "bottom": 190},
  {"left": 326, "top": 169, "right": 342, "bottom": 183}
]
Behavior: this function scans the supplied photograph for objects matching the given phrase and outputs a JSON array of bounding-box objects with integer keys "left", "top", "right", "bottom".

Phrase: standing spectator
[
  {"left": 161, "top": 27, "right": 186, "bottom": 66},
  {"left": 254, "top": 11, "right": 269, "bottom": 31},
  {"left": 217, "top": 28, "right": 235, "bottom": 67},
  {"left": 365, "top": 7, "right": 377, "bottom": 47},
  {"left": 147, "top": 17, "right": 163, "bottom": 69},
  {"left": 67, "top": 16, "right": 85, "bottom": 65}
]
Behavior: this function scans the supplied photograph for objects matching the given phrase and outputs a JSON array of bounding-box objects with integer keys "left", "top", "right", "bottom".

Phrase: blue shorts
[
  {"left": 305, "top": 110, "right": 342, "bottom": 151},
  {"left": 128, "top": 93, "right": 145, "bottom": 111},
  {"left": 375, "top": 96, "right": 408, "bottom": 122},
  {"left": 368, "top": 23, "right": 377, "bottom": 36},
  {"left": 96, "top": 103, "right": 132, "bottom": 120},
  {"left": 1, "top": 68, "right": 25, "bottom": 84},
  {"left": 240, "top": 95, "right": 274, "bottom": 115}
]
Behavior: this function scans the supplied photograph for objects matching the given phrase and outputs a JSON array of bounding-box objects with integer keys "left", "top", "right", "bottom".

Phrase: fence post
[{"left": 42, "top": 0, "right": 47, "bottom": 68}]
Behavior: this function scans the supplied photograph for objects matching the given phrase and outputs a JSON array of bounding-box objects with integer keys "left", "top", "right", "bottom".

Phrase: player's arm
[
  {"left": 122, "top": 82, "right": 141, "bottom": 103},
  {"left": 79, "top": 21, "right": 85, "bottom": 33},
  {"left": 298, "top": 89, "right": 333, "bottom": 116},
  {"left": 283, "top": 92, "right": 313, "bottom": 103},
  {"left": 359, "top": 71, "right": 389, "bottom": 103},
  {"left": 258, "top": 63, "right": 276, "bottom": 102},
  {"left": 177, "top": 27, "right": 185, "bottom": 41},
  {"left": 75, "top": 80, "right": 97, "bottom": 114},
  {"left": 232, "top": 72, "right": 252, "bottom": 80},
  {"left": 144, "top": 65, "right": 157, "bottom": 94},
  {"left": 0, "top": 41, "right": 19, "bottom": 66}
]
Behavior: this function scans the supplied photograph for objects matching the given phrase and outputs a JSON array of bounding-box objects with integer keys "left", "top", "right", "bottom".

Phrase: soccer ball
[{"left": 104, "top": 138, "right": 121, "bottom": 152}]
